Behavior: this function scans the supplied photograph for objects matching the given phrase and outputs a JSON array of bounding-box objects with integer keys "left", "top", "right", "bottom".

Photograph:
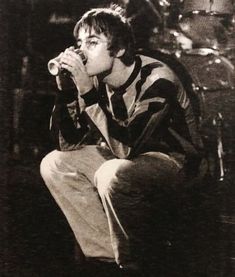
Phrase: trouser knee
[
  {"left": 40, "top": 150, "right": 60, "bottom": 185},
  {"left": 94, "top": 158, "right": 131, "bottom": 197}
]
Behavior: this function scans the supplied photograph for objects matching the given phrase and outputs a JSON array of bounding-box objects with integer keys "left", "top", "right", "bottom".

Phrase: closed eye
[{"left": 86, "top": 39, "right": 99, "bottom": 47}]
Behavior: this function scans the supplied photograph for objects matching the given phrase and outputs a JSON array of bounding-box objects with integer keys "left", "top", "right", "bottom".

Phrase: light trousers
[{"left": 40, "top": 145, "right": 185, "bottom": 268}]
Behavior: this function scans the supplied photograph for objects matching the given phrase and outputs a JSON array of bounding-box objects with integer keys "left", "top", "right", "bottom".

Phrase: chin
[{"left": 86, "top": 67, "right": 97, "bottom": 76}]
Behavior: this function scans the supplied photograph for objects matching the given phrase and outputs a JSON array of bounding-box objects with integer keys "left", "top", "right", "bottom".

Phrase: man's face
[{"left": 76, "top": 27, "right": 115, "bottom": 77}]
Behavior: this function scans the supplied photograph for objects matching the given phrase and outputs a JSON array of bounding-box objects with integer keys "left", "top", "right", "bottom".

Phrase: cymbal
[
  {"left": 182, "top": 0, "right": 233, "bottom": 16},
  {"left": 183, "top": 48, "right": 220, "bottom": 56}
]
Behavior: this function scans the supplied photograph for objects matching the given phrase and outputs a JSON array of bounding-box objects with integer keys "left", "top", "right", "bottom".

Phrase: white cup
[{"left": 47, "top": 49, "right": 87, "bottom": 76}]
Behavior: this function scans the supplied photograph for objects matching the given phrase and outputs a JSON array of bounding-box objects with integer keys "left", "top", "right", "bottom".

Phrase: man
[{"left": 40, "top": 4, "right": 206, "bottom": 275}]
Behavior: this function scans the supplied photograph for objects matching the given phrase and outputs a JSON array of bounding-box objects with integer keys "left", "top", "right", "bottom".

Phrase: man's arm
[
  {"left": 49, "top": 50, "right": 94, "bottom": 151},
  {"left": 50, "top": 88, "right": 90, "bottom": 151}
]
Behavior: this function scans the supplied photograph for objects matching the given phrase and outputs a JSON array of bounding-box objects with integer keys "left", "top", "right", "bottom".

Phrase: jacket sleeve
[
  {"left": 81, "top": 79, "right": 175, "bottom": 158},
  {"left": 50, "top": 88, "right": 90, "bottom": 151}
]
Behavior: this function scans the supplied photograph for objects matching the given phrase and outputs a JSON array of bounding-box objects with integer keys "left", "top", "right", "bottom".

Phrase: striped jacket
[{"left": 50, "top": 54, "right": 204, "bottom": 171}]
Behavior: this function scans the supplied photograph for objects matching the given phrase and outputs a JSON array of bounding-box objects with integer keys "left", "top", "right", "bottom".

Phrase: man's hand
[
  {"left": 56, "top": 71, "right": 76, "bottom": 91},
  {"left": 60, "top": 47, "right": 93, "bottom": 95}
]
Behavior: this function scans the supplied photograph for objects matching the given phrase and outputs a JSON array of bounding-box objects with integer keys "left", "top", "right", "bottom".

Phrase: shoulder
[{"left": 137, "top": 53, "right": 177, "bottom": 83}]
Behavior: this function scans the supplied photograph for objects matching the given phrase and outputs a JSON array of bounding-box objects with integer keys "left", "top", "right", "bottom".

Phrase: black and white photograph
[{"left": 0, "top": 0, "right": 235, "bottom": 276}]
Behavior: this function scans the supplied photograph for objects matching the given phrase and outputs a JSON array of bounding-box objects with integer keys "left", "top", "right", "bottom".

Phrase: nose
[
  {"left": 79, "top": 40, "right": 90, "bottom": 52},
  {"left": 79, "top": 42, "right": 86, "bottom": 51},
  {"left": 77, "top": 42, "right": 87, "bottom": 59}
]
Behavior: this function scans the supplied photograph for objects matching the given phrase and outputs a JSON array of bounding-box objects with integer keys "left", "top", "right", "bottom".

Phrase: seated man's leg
[
  {"left": 94, "top": 152, "right": 185, "bottom": 269},
  {"left": 40, "top": 145, "right": 115, "bottom": 261}
]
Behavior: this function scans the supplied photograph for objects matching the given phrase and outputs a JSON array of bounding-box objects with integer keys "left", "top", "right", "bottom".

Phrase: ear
[{"left": 116, "top": 48, "right": 125, "bottom": 58}]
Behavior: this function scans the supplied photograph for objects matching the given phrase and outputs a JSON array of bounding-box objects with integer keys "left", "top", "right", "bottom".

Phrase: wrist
[
  {"left": 56, "top": 88, "right": 77, "bottom": 104},
  {"left": 80, "top": 87, "right": 98, "bottom": 106}
]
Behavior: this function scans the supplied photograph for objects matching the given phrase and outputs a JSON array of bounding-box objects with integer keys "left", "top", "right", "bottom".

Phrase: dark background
[{"left": 0, "top": 0, "right": 235, "bottom": 276}]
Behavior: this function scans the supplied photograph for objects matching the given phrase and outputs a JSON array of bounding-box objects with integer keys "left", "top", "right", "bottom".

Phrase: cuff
[
  {"left": 81, "top": 87, "right": 98, "bottom": 107},
  {"left": 56, "top": 88, "right": 77, "bottom": 104}
]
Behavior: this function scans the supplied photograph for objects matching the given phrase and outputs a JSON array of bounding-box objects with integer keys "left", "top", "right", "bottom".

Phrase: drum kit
[{"left": 150, "top": 0, "right": 235, "bottom": 180}]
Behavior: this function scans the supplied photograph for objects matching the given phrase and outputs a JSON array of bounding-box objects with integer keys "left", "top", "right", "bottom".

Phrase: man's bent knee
[
  {"left": 40, "top": 150, "right": 61, "bottom": 183},
  {"left": 94, "top": 158, "right": 132, "bottom": 196}
]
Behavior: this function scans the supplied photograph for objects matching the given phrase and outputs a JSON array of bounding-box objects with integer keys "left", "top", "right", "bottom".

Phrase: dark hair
[{"left": 73, "top": 4, "right": 135, "bottom": 65}]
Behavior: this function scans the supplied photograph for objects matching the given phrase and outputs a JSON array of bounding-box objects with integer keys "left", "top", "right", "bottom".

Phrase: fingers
[
  {"left": 60, "top": 62, "right": 72, "bottom": 73},
  {"left": 63, "top": 48, "right": 84, "bottom": 64},
  {"left": 60, "top": 49, "right": 85, "bottom": 75}
]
